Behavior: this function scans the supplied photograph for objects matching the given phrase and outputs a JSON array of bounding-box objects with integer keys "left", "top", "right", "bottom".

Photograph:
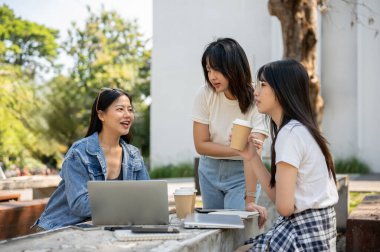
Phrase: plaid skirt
[{"left": 245, "top": 206, "right": 337, "bottom": 252}]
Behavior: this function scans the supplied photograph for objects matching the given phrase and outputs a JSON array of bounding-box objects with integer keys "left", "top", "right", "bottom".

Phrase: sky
[
  {"left": 0, "top": 0, "right": 153, "bottom": 78},
  {"left": 0, "top": 0, "right": 152, "bottom": 43}
]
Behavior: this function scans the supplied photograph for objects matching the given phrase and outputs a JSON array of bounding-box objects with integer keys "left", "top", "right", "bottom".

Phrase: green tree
[
  {"left": 47, "top": 6, "right": 151, "bottom": 155},
  {"left": 0, "top": 5, "right": 60, "bottom": 168},
  {"left": 0, "top": 4, "right": 58, "bottom": 77}
]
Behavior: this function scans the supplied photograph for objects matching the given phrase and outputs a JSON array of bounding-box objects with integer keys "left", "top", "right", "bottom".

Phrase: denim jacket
[{"left": 34, "top": 132, "right": 149, "bottom": 230}]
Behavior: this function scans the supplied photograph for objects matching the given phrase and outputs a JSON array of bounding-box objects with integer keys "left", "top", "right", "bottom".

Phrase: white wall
[
  {"left": 152, "top": 0, "right": 380, "bottom": 172},
  {"left": 321, "top": 0, "right": 380, "bottom": 171}
]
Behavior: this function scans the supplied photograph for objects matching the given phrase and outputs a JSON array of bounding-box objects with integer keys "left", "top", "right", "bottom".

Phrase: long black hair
[
  {"left": 257, "top": 59, "right": 336, "bottom": 187},
  {"left": 201, "top": 38, "right": 254, "bottom": 114},
  {"left": 86, "top": 88, "right": 133, "bottom": 143}
]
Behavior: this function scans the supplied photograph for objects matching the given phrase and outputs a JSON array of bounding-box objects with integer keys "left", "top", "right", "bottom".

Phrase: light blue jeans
[{"left": 198, "top": 156, "right": 261, "bottom": 210}]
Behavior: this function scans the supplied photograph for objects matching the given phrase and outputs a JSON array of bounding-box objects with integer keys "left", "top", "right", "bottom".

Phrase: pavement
[{"left": 347, "top": 173, "right": 380, "bottom": 192}]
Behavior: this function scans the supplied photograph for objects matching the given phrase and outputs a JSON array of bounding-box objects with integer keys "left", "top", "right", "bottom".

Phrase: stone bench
[
  {"left": 346, "top": 194, "right": 380, "bottom": 252},
  {"left": 0, "top": 198, "right": 48, "bottom": 240}
]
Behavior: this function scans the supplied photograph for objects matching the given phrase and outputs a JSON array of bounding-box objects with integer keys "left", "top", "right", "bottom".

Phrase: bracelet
[{"left": 244, "top": 191, "right": 256, "bottom": 200}]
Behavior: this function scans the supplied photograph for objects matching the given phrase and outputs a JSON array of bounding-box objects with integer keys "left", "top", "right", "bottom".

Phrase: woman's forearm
[
  {"left": 195, "top": 141, "right": 239, "bottom": 157},
  {"left": 244, "top": 155, "right": 276, "bottom": 202}
]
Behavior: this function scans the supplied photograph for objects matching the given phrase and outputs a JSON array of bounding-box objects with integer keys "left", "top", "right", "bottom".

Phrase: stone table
[{"left": 0, "top": 216, "right": 259, "bottom": 252}]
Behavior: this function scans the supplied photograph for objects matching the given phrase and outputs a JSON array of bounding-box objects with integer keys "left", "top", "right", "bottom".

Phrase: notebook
[
  {"left": 183, "top": 213, "right": 244, "bottom": 229},
  {"left": 88, "top": 180, "right": 169, "bottom": 226},
  {"left": 209, "top": 210, "right": 259, "bottom": 219}
]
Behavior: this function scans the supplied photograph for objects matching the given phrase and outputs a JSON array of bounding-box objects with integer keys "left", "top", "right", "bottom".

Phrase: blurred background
[{"left": 0, "top": 0, "right": 379, "bottom": 177}]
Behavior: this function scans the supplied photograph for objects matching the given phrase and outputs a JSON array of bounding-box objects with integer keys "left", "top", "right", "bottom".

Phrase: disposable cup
[
  {"left": 174, "top": 188, "right": 195, "bottom": 219},
  {"left": 230, "top": 119, "right": 252, "bottom": 151},
  {"left": 179, "top": 187, "right": 197, "bottom": 213}
]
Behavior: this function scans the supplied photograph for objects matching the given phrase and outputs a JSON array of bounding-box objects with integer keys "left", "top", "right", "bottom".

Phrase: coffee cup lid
[
  {"left": 174, "top": 188, "right": 195, "bottom": 195},
  {"left": 232, "top": 119, "right": 252, "bottom": 128}
]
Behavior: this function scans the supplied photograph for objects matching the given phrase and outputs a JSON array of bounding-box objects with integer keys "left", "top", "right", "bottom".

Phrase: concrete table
[{"left": 0, "top": 216, "right": 259, "bottom": 252}]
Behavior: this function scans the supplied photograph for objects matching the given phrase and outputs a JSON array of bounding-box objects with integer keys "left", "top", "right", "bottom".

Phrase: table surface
[{"left": 0, "top": 215, "right": 259, "bottom": 252}]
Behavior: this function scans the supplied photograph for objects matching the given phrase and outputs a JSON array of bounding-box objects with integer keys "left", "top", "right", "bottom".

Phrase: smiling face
[{"left": 98, "top": 95, "right": 134, "bottom": 136}]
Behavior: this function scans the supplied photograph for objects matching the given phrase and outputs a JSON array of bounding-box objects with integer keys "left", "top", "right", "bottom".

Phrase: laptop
[
  {"left": 184, "top": 213, "right": 244, "bottom": 229},
  {"left": 88, "top": 180, "right": 169, "bottom": 226}
]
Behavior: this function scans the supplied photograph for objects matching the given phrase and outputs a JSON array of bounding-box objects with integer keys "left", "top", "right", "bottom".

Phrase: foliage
[
  {"left": 149, "top": 163, "right": 194, "bottom": 179},
  {"left": 0, "top": 5, "right": 60, "bottom": 168},
  {"left": 0, "top": 5, "right": 59, "bottom": 77},
  {"left": 46, "top": 6, "right": 151, "bottom": 153},
  {"left": 335, "top": 157, "right": 370, "bottom": 174}
]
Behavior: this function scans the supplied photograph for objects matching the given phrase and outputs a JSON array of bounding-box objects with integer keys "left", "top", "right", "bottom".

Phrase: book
[
  {"left": 209, "top": 210, "right": 259, "bottom": 219},
  {"left": 113, "top": 230, "right": 189, "bottom": 241}
]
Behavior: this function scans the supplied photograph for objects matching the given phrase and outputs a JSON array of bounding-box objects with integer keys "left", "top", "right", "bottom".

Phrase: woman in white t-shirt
[
  {"left": 192, "top": 38, "right": 269, "bottom": 215},
  {"left": 238, "top": 59, "right": 339, "bottom": 251}
]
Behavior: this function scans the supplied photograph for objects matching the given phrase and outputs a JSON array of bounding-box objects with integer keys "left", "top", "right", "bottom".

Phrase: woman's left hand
[{"left": 246, "top": 202, "right": 268, "bottom": 229}]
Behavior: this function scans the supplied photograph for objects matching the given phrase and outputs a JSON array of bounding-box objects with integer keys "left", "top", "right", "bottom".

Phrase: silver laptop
[
  {"left": 88, "top": 180, "right": 169, "bottom": 226},
  {"left": 184, "top": 213, "right": 244, "bottom": 229}
]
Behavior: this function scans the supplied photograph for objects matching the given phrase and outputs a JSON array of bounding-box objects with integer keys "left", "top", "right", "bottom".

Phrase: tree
[
  {"left": 47, "top": 6, "right": 151, "bottom": 154},
  {"left": 0, "top": 5, "right": 60, "bottom": 168},
  {"left": 0, "top": 5, "right": 59, "bottom": 77},
  {"left": 268, "top": 0, "right": 324, "bottom": 125},
  {"left": 268, "top": 0, "right": 378, "bottom": 126}
]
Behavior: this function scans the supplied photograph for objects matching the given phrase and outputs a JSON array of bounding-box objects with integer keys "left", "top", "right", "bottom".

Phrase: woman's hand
[
  {"left": 238, "top": 134, "right": 260, "bottom": 160},
  {"left": 246, "top": 202, "right": 268, "bottom": 229}
]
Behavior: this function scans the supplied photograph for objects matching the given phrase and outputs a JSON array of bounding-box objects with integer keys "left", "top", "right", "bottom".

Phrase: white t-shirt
[
  {"left": 192, "top": 85, "right": 269, "bottom": 159},
  {"left": 275, "top": 120, "right": 339, "bottom": 212}
]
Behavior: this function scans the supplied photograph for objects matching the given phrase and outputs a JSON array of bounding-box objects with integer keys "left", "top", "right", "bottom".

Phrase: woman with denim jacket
[{"left": 33, "top": 88, "right": 149, "bottom": 230}]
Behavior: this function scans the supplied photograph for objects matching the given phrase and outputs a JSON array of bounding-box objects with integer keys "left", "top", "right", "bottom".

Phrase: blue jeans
[{"left": 198, "top": 156, "right": 261, "bottom": 210}]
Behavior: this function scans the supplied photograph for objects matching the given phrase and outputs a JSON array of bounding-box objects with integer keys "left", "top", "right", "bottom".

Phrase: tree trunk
[{"left": 268, "top": 0, "right": 324, "bottom": 126}]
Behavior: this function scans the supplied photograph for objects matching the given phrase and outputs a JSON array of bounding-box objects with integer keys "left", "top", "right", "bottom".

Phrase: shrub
[
  {"left": 149, "top": 163, "right": 194, "bottom": 179},
  {"left": 334, "top": 157, "right": 370, "bottom": 174}
]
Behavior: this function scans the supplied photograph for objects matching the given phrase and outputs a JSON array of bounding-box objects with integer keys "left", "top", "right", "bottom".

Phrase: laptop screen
[{"left": 88, "top": 180, "right": 169, "bottom": 226}]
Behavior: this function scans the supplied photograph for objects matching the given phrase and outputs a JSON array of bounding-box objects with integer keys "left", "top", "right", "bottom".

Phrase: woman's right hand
[
  {"left": 245, "top": 202, "right": 268, "bottom": 229},
  {"left": 238, "top": 134, "right": 260, "bottom": 161}
]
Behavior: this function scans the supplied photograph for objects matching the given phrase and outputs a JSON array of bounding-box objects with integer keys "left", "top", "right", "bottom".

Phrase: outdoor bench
[
  {"left": 346, "top": 194, "right": 380, "bottom": 252},
  {"left": 0, "top": 198, "right": 48, "bottom": 239}
]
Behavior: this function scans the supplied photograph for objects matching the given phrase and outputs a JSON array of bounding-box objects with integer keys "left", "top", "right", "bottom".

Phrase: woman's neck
[
  {"left": 98, "top": 130, "right": 120, "bottom": 151},
  {"left": 271, "top": 108, "right": 284, "bottom": 129},
  {"left": 224, "top": 90, "right": 236, "bottom": 100}
]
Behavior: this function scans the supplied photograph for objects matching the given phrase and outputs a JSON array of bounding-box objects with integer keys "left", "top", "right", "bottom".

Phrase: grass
[
  {"left": 149, "top": 162, "right": 194, "bottom": 179},
  {"left": 349, "top": 192, "right": 380, "bottom": 213},
  {"left": 335, "top": 157, "right": 370, "bottom": 174}
]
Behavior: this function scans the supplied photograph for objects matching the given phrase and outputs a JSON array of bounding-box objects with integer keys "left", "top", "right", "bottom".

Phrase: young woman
[
  {"left": 192, "top": 38, "right": 269, "bottom": 211},
  {"left": 33, "top": 88, "right": 149, "bottom": 230},
  {"left": 239, "top": 59, "right": 338, "bottom": 251}
]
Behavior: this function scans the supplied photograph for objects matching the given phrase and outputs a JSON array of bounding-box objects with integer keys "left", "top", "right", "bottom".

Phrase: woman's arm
[
  {"left": 275, "top": 161, "right": 297, "bottom": 216},
  {"left": 193, "top": 121, "right": 239, "bottom": 157},
  {"left": 61, "top": 151, "right": 92, "bottom": 217},
  {"left": 241, "top": 136, "right": 298, "bottom": 217},
  {"left": 243, "top": 132, "right": 266, "bottom": 201}
]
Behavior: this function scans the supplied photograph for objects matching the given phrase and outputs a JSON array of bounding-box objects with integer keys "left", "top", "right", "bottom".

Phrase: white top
[
  {"left": 192, "top": 85, "right": 269, "bottom": 160},
  {"left": 275, "top": 120, "right": 339, "bottom": 213}
]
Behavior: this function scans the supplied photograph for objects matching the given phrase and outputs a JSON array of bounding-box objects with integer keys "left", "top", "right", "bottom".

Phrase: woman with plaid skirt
[{"left": 237, "top": 59, "right": 339, "bottom": 251}]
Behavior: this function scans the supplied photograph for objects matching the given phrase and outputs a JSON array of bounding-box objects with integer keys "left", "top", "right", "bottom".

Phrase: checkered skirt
[{"left": 245, "top": 206, "right": 337, "bottom": 252}]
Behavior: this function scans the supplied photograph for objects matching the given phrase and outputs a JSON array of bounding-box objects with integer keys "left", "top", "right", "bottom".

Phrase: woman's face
[
  {"left": 254, "top": 80, "right": 280, "bottom": 116},
  {"left": 98, "top": 95, "right": 134, "bottom": 136},
  {"left": 206, "top": 62, "right": 229, "bottom": 93}
]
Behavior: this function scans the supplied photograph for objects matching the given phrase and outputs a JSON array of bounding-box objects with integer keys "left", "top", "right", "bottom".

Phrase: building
[{"left": 151, "top": 0, "right": 380, "bottom": 172}]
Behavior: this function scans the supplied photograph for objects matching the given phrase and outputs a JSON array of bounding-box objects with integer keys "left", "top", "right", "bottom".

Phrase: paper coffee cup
[
  {"left": 230, "top": 119, "right": 252, "bottom": 151},
  {"left": 180, "top": 187, "right": 197, "bottom": 213},
  {"left": 174, "top": 188, "right": 195, "bottom": 219}
]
